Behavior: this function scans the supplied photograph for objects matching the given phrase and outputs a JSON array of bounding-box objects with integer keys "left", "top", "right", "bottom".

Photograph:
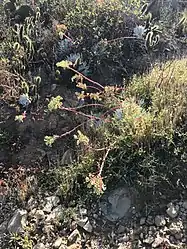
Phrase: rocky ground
[{"left": 1, "top": 180, "right": 187, "bottom": 249}]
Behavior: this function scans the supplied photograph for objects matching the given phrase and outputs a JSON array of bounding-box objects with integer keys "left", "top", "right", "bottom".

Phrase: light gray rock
[
  {"left": 155, "top": 215, "right": 166, "bottom": 227},
  {"left": 77, "top": 217, "right": 88, "bottom": 227},
  {"left": 169, "top": 221, "right": 183, "bottom": 235},
  {"left": 174, "top": 232, "right": 183, "bottom": 240},
  {"left": 45, "top": 205, "right": 63, "bottom": 222},
  {"left": 83, "top": 220, "right": 93, "bottom": 233},
  {"left": 33, "top": 243, "right": 46, "bottom": 249},
  {"left": 140, "top": 217, "right": 146, "bottom": 225},
  {"left": 140, "top": 232, "right": 144, "bottom": 239},
  {"left": 30, "top": 208, "right": 37, "bottom": 216},
  {"left": 152, "top": 236, "right": 164, "bottom": 248},
  {"left": 35, "top": 210, "right": 45, "bottom": 220},
  {"left": 118, "top": 243, "right": 128, "bottom": 249},
  {"left": 43, "top": 196, "right": 60, "bottom": 213},
  {"left": 53, "top": 237, "right": 63, "bottom": 248},
  {"left": 68, "top": 229, "right": 81, "bottom": 244},
  {"left": 42, "top": 223, "right": 54, "bottom": 235},
  {"left": 59, "top": 245, "right": 67, "bottom": 249},
  {"left": 7, "top": 209, "right": 27, "bottom": 233},
  {"left": 183, "top": 201, "right": 187, "bottom": 210},
  {"left": 143, "top": 236, "right": 154, "bottom": 244},
  {"left": 79, "top": 208, "right": 87, "bottom": 217},
  {"left": 121, "top": 234, "right": 130, "bottom": 243},
  {"left": 100, "top": 187, "right": 131, "bottom": 221},
  {"left": 166, "top": 203, "right": 179, "bottom": 218}
]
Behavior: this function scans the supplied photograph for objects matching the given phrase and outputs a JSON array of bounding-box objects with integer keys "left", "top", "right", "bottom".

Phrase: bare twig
[
  {"left": 70, "top": 67, "right": 104, "bottom": 89},
  {"left": 99, "top": 148, "right": 111, "bottom": 176}
]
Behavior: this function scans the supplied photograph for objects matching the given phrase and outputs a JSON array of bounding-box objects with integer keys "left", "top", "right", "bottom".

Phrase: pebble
[
  {"left": 53, "top": 237, "right": 63, "bottom": 248},
  {"left": 166, "top": 203, "right": 179, "bottom": 218},
  {"left": 33, "top": 243, "right": 46, "bottom": 249},
  {"left": 59, "top": 245, "right": 67, "bottom": 249},
  {"left": 140, "top": 217, "right": 146, "bottom": 225},
  {"left": 174, "top": 232, "right": 183, "bottom": 240},
  {"left": 76, "top": 217, "right": 88, "bottom": 228},
  {"left": 43, "top": 196, "right": 60, "bottom": 213},
  {"left": 155, "top": 215, "right": 166, "bottom": 227},
  {"left": 122, "top": 234, "right": 130, "bottom": 242},
  {"left": 183, "top": 201, "right": 187, "bottom": 209},
  {"left": 143, "top": 236, "right": 154, "bottom": 244},
  {"left": 79, "top": 208, "right": 87, "bottom": 217},
  {"left": 83, "top": 220, "right": 93, "bottom": 233},
  {"left": 152, "top": 236, "right": 163, "bottom": 248},
  {"left": 7, "top": 209, "right": 27, "bottom": 234},
  {"left": 68, "top": 229, "right": 81, "bottom": 244}
]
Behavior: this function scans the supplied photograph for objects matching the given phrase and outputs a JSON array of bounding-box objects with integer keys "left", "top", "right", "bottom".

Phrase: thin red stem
[
  {"left": 61, "top": 107, "right": 101, "bottom": 120},
  {"left": 70, "top": 67, "right": 104, "bottom": 89},
  {"left": 58, "top": 123, "right": 85, "bottom": 138}
]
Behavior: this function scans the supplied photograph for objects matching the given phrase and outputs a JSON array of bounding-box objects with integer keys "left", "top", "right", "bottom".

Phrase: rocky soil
[{"left": 1, "top": 182, "right": 187, "bottom": 249}]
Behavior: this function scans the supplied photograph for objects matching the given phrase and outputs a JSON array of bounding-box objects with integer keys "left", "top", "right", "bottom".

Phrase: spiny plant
[
  {"left": 1, "top": 2, "right": 54, "bottom": 108},
  {"left": 144, "top": 13, "right": 161, "bottom": 49}
]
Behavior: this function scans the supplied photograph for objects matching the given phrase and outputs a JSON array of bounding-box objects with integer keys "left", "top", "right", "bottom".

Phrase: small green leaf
[
  {"left": 56, "top": 60, "right": 72, "bottom": 69},
  {"left": 48, "top": 96, "right": 63, "bottom": 111},
  {"left": 44, "top": 135, "right": 57, "bottom": 147}
]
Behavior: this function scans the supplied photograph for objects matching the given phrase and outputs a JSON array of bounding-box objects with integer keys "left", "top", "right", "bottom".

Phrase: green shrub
[
  {"left": 62, "top": 58, "right": 187, "bottom": 196},
  {"left": 128, "top": 58, "right": 187, "bottom": 136}
]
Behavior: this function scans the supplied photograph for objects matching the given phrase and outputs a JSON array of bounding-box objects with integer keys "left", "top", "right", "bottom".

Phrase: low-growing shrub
[{"left": 45, "top": 58, "right": 187, "bottom": 199}]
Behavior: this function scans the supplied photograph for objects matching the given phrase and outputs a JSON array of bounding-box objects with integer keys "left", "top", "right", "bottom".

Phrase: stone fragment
[
  {"left": 45, "top": 205, "right": 63, "bottom": 222},
  {"left": 33, "top": 243, "right": 46, "bottom": 249},
  {"left": 140, "top": 217, "right": 146, "bottom": 225},
  {"left": 83, "top": 220, "right": 92, "bottom": 233},
  {"left": 79, "top": 208, "right": 87, "bottom": 217},
  {"left": 183, "top": 201, "right": 187, "bottom": 209},
  {"left": 53, "top": 237, "right": 63, "bottom": 248},
  {"left": 169, "top": 221, "right": 183, "bottom": 234},
  {"left": 166, "top": 203, "right": 179, "bottom": 218},
  {"left": 143, "top": 236, "right": 154, "bottom": 244},
  {"left": 155, "top": 215, "right": 166, "bottom": 227},
  {"left": 76, "top": 217, "right": 88, "bottom": 227},
  {"left": 7, "top": 209, "right": 27, "bottom": 233},
  {"left": 43, "top": 196, "right": 60, "bottom": 213},
  {"left": 152, "top": 236, "right": 164, "bottom": 248},
  {"left": 174, "top": 232, "right": 183, "bottom": 240},
  {"left": 59, "top": 245, "right": 67, "bottom": 249},
  {"left": 100, "top": 187, "right": 131, "bottom": 221},
  {"left": 121, "top": 234, "right": 129, "bottom": 242},
  {"left": 68, "top": 229, "right": 81, "bottom": 244}
]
